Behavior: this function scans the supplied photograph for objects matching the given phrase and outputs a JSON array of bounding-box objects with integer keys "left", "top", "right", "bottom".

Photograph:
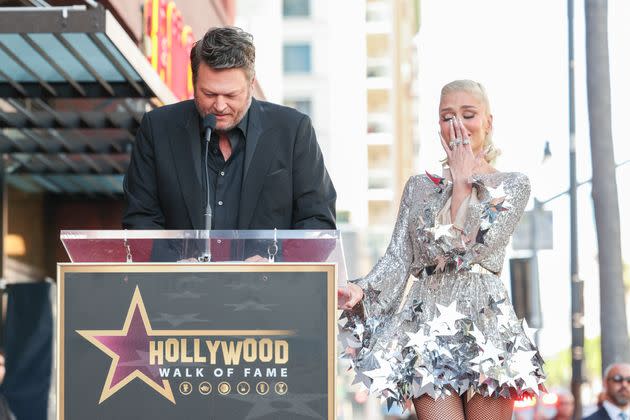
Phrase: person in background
[
  {"left": 0, "top": 354, "right": 15, "bottom": 420},
  {"left": 584, "top": 363, "right": 630, "bottom": 420},
  {"left": 552, "top": 389, "right": 575, "bottom": 420}
]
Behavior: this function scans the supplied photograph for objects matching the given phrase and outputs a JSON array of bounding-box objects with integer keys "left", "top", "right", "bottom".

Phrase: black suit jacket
[
  {"left": 123, "top": 98, "right": 336, "bottom": 230},
  {"left": 583, "top": 407, "right": 612, "bottom": 420}
]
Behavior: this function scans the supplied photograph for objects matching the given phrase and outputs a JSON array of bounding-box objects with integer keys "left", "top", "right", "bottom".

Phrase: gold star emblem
[{"left": 76, "top": 286, "right": 175, "bottom": 404}]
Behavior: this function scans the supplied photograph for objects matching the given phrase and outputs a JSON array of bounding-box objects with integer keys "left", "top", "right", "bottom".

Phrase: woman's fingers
[
  {"left": 337, "top": 287, "right": 354, "bottom": 310},
  {"left": 337, "top": 284, "right": 364, "bottom": 310},
  {"left": 458, "top": 118, "right": 473, "bottom": 154},
  {"left": 453, "top": 117, "right": 462, "bottom": 142},
  {"left": 448, "top": 118, "right": 456, "bottom": 142},
  {"left": 439, "top": 130, "right": 451, "bottom": 157}
]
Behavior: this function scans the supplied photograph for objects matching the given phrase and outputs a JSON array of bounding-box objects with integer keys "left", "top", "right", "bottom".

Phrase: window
[
  {"left": 284, "top": 98, "right": 312, "bottom": 117},
  {"left": 283, "top": 44, "right": 312, "bottom": 74},
  {"left": 283, "top": 0, "right": 310, "bottom": 17}
]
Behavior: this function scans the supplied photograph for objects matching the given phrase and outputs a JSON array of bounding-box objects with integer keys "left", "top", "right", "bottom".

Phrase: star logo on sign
[
  {"left": 224, "top": 300, "right": 278, "bottom": 311},
  {"left": 164, "top": 290, "right": 205, "bottom": 299},
  {"left": 76, "top": 286, "right": 175, "bottom": 404},
  {"left": 151, "top": 313, "right": 210, "bottom": 327}
]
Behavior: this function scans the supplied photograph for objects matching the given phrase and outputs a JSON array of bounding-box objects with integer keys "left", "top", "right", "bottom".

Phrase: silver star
[
  {"left": 521, "top": 319, "right": 538, "bottom": 345},
  {"left": 405, "top": 330, "right": 431, "bottom": 351},
  {"left": 480, "top": 296, "right": 506, "bottom": 315},
  {"left": 435, "top": 301, "right": 466, "bottom": 331},
  {"left": 365, "top": 283, "right": 382, "bottom": 304},
  {"left": 521, "top": 373, "right": 541, "bottom": 396},
  {"left": 485, "top": 183, "right": 512, "bottom": 208},
  {"left": 467, "top": 326, "right": 486, "bottom": 344},
  {"left": 427, "top": 223, "right": 455, "bottom": 241},
  {"left": 363, "top": 354, "right": 394, "bottom": 394},
  {"left": 507, "top": 350, "right": 537, "bottom": 377}
]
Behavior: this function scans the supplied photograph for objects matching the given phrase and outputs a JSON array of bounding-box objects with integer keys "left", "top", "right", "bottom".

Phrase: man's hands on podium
[
  {"left": 337, "top": 283, "right": 363, "bottom": 310},
  {"left": 176, "top": 255, "right": 268, "bottom": 263},
  {"left": 244, "top": 255, "right": 267, "bottom": 262}
]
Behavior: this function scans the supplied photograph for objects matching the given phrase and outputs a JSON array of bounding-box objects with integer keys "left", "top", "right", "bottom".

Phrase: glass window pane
[
  {"left": 284, "top": 98, "right": 312, "bottom": 117},
  {"left": 0, "top": 34, "right": 63, "bottom": 82},
  {"left": 61, "top": 33, "right": 128, "bottom": 82},
  {"left": 283, "top": 44, "right": 311, "bottom": 74},
  {"left": 29, "top": 34, "right": 95, "bottom": 82},
  {"left": 283, "top": 0, "right": 310, "bottom": 17},
  {"left": 95, "top": 33, "right": 142, "bottom": 81}
]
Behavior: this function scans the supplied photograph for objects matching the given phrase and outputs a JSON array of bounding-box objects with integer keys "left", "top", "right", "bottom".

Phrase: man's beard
[
  {"left": 611, "top": 391, "right": 629, "bottom": 406},
  {"left": 194, "top": 93, "right": 252, "bottom": 133}
]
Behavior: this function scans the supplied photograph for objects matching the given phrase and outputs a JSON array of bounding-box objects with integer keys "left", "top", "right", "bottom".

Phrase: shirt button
[
  {"left": 217, "top": 239, "right": 222, "bottom": 244},
  {"left": 218, "top": 201, "right": 223, "bottom": 206},
  {"left": 220, "top": 171, "right": 225, "bottom": 176}
]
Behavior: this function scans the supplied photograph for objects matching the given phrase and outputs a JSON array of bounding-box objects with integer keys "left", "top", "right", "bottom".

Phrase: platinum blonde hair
[{"left": 440, "top": 79, "right": 501, "bottom": 164}]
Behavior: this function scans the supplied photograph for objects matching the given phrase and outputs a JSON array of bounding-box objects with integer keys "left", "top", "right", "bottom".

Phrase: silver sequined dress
[{"left": 339, "top": 171, "right": 546, "bottom": 405}]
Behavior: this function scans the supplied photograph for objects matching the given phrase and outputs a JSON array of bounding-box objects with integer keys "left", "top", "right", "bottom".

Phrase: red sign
[{"left": 144, "top": 0, "right": 194, "bottom": 100}]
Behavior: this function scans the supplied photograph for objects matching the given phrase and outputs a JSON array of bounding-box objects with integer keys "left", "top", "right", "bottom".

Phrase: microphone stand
[{"left": 199, "top": 115, "right": 215, "bottom": 262}]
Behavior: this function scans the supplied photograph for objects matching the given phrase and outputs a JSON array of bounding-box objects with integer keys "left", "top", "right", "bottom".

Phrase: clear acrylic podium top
[{"left": 60, "top": 230, "right": 348, "bottom": 283}]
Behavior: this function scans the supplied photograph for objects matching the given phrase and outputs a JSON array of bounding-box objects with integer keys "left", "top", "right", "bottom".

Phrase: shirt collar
[
  {"left": 603, "top": 400, "right": 630, "bottom": 418},
  {"left": 198, "top": 109, "right": 249, "bottom": 140}
]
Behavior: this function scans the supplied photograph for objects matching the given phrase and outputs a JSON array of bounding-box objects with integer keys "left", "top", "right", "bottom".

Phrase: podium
[{"left": 58, "top": 230, "right": 346, "bottom": 420}]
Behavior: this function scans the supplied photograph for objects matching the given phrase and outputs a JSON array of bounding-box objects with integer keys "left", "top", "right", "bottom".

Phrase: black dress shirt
[{"left": 200, "top": 112, "right": 249, "bottom": 229}]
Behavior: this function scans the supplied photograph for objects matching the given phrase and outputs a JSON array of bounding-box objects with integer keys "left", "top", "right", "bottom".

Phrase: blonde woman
[{"left": 338, "top": 80, "right": 545, "bottom": 420}]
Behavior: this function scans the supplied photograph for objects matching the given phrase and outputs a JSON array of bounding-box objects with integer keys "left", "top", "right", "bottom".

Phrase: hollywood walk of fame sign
[{"left": 58, "top": 263, "right": 336, "bottom": 420}]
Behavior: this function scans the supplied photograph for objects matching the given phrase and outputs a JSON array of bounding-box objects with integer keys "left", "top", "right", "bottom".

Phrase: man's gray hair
[{"left": 190, "top": 26, "right": 256, "bottom": 83}]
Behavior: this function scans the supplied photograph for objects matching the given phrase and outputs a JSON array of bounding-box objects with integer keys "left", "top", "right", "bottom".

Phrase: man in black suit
[
  {"left": 123, "top": 27, "right": 336, "bottom": 234},
  {"left": 584, "top": 363, "right": 630, "bottom": 420}
]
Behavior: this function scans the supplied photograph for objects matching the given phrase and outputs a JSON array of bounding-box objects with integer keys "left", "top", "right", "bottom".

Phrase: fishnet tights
[
  {"left": 412, "top": 392, "right": 514, "bottom": 420},
  {"left": 413, "top": 392, "right": 464, "bottom": 420}
]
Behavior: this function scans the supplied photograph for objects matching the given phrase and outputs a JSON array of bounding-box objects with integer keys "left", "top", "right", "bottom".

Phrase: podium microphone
[{"left": 200, "top": 114, "right": 216, "bottom": 262}]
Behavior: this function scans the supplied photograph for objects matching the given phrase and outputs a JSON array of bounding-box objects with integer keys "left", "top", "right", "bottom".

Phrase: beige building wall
[{"left": 365, "top": 0, "right": 420, "bottom": 262}]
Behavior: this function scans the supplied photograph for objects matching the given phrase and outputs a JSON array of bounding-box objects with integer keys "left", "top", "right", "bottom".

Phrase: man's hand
[{"left": 244, "top": 255, "right": 268, "bottom": 262}]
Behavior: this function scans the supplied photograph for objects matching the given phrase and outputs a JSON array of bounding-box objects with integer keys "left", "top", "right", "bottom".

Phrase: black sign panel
[{"left": 58, "top": 264, "right": 336, "bottom": 420}]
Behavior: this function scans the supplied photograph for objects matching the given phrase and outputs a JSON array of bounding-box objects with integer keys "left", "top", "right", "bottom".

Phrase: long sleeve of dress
[
  {"left": 351, "top": 177, "right": 418, "bottom": 317},
  {"left": 467, "top": 172, "right": 530, "bottom": 271}
]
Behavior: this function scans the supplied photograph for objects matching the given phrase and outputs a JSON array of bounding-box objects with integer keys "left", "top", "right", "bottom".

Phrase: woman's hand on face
[
  {"left": 337, "top": 283, "right": 364, "bottom": 310},
  {"left": 440, "top": 117, "right": 484, "bottom": 183}
]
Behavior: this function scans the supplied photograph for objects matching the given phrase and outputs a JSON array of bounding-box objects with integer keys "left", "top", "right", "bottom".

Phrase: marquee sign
[{"left": 144, "top": 0, "right": 194, "bottom": 100}]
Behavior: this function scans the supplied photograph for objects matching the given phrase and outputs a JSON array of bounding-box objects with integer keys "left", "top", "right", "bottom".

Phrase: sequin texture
[{"left": 338, "top": 172, "right": 546, "bottom": 406}]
